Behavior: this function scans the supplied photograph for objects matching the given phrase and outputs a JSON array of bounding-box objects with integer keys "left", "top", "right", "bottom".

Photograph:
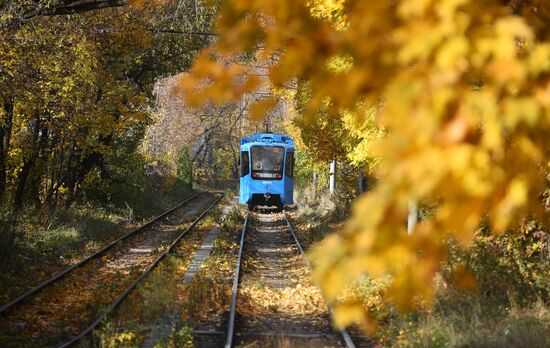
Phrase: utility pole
[
  {"left": 407, "top": 200, "right": 417, "bottom": 235},
  {"left": 329, "top": 160, "right": 336, "bottom": 195}
]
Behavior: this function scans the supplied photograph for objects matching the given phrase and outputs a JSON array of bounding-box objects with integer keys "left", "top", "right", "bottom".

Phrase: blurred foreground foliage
[
  {"left": 177, "top": 0, "right": 550, "bottom": 332},
  {"left": 294, "top": 191, "right": 549, "bottom": 346}
]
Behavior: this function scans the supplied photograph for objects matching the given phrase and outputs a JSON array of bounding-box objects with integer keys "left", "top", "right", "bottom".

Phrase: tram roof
[{"left": 240, "top": 133, "right": 294, "bottom": 146}]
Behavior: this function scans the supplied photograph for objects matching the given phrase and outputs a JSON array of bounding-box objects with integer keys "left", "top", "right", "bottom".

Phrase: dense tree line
[{"left": 0, "top": 0, "right": 216, "bottom": 211}]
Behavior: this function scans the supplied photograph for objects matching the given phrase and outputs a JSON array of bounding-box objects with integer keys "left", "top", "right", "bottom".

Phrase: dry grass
[{"left": 291, "top": 196, "right": 550, "bottom": 348}]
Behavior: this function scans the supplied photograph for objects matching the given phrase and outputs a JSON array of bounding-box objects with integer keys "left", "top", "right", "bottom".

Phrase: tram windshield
[{"left": 251, "top": 146, "right": 285, "bottom": 180}]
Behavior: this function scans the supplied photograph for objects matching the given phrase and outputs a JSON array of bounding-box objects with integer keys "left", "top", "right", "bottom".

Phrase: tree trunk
[
  {"left": 229, "top": 142, "right": 238, "bottom": 179},
  {"left": 0, "top": 99, "right": 14, "bottom": 198},
  {"left": 44, "top": 145, "right": 71, "bottom": 207},
  {"left": 14, "top": 117, "right": 46, "bottom": 211},
  {"left": 62, "top": 132, "right": 113, "bottom": 207},
  {"left": 14, "top": 158, "right": 35, "bottom": 211},
  {"left": 61, "top": 110, "right": 116, "bottom": 208}
]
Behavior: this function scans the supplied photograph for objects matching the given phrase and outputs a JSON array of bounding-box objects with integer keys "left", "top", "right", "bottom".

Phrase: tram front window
[{"left": 251, "top": 146, "right": 285, "bottom": 180}]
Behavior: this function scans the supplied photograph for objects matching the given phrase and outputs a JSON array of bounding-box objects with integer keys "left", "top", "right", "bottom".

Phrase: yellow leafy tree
[{"left": 177, "top": 0, "right": 550, "bottom": 330}]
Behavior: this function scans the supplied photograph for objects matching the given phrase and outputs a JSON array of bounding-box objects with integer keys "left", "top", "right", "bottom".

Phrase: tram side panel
[
  {"left": 283, "top": 151, "right": 294, "bottom": 205},
  {"left": 239, "top": 149, "right": 251, "bottom": 204}
]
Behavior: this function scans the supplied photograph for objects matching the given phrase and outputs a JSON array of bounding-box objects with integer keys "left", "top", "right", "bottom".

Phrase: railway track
[
  {"left": 0, "top": 191, "right": 223, "bottom": 347},
  {"left": 201, "top": 210, "right": 359, "bottom": 348}
]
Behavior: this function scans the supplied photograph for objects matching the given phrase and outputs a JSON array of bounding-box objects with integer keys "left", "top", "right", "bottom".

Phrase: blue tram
[{"left": 239, "top": 133, "right": 294, "bottom": 210}]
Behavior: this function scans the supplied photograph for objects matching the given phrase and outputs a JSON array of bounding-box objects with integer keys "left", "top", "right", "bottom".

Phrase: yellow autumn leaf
[
  {"left": 248, "top": 98, "right": 278, "bottom": 121},
  {"left": 332, "top": 301, "right": 364, "bottom": 328}
]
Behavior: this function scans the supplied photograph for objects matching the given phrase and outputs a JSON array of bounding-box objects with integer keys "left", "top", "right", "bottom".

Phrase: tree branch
[
  {"left": 1, "top": 0, "right": 128, "bottom": 27},
  {"left": 42, "top": 0, "right": 127, "bottom": 16}
]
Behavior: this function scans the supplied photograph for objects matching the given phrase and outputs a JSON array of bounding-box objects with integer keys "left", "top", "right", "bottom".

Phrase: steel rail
[
  {"left": 224, "top": 212, "right": 249, "bottom": 348},
  {"left": 0, "top": 192, "right": 202, "bottom": 316},
  {"left": 55, "top": 193, "right": 224, "bottom": 348},
  {"left": 283, "top": 212, "right": 357, "bottom": 348}
]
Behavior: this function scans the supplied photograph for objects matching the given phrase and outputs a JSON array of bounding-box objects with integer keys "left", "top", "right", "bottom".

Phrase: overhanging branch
[
  {"left": 42, "top": 0, "right": 128, "bottom": 16},
  {"left": 1, "top": 0, "right": 129, "bottom": 27}
]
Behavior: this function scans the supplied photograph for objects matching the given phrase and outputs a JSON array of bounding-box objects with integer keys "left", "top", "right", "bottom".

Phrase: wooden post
[{"left": 329, "top": 160, "right": 336, "bottom": 195}]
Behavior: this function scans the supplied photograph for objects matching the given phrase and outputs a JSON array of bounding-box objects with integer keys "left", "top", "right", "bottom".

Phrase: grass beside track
[
  {"left": 289, "top": 203, "right": 550, "bottom": 348},
  {"left": 0, "top": 192, "right": 215, "bottom": 347},
  {"left": 0, "top": 185, "right": 194, "bottom": 307}
]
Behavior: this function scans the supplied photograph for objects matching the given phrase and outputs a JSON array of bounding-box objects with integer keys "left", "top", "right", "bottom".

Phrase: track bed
[
  {"left": 194, "top": 211, "right": 353, "bottom": 347},
  {"left": 0, "top": 192, "right": 220, "bottom": 347},
  {"left": 234, "top": 213, "right": 343, "bottom": 347}
]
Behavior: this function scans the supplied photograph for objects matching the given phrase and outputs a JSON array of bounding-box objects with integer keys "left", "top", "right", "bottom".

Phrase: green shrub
[
  {"left": 172, "top": 326, "right": 193, "bottom": 347},
  {"left": 95, "top": 322, "right": 141, "bottom": 348},
  {"left": 362, "top": 218, "right": 550, "bottom": 347},
  {"left": 446, "top": 219, "right": 549, "bottom": 305},
  {"left": 177, "top": 147, "right": 193, "bottom": 189}
]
